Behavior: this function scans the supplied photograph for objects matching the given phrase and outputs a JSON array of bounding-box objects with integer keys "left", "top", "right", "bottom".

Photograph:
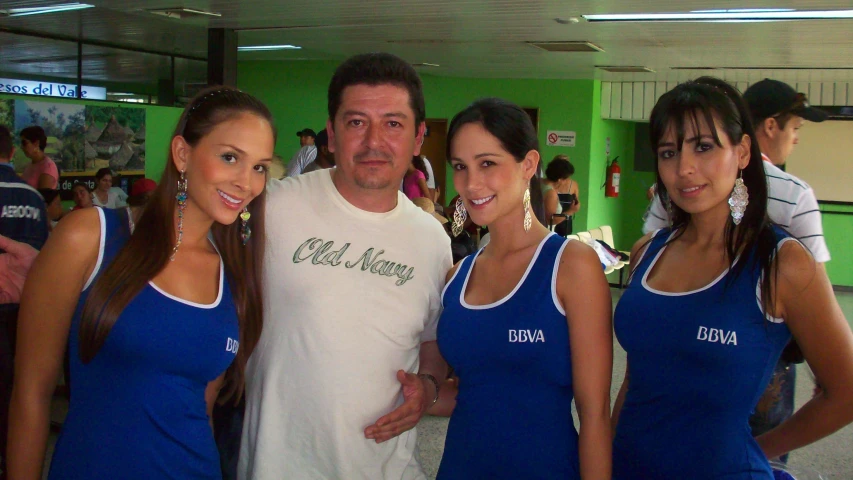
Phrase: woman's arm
[
  {"left": 7, "top": 209, "right": 102, "bottom": 480},
  {"left": 558, "top": 241, "right": 613, "bottom": 480},
  {"left": 36, "top": 173, "right": 55, "bottom": 189},
  {"left": 417, "top": 177, "right": 430, "bottom": 199},
  {"left": 756, "top": 241, "right": 853, "bottom": 459}
]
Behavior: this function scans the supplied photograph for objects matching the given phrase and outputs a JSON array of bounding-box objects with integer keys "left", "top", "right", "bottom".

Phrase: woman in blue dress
[
  {"left": 611, "top": 77, "right": 853, "bottom": 479},
  {"left": 9, "top": 87, "right": 275, "bottom": 479},
  {"left": 435, "top": 98, "right": 613, "bottom": 479}
]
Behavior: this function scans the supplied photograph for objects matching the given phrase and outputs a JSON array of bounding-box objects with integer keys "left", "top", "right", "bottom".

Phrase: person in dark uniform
[{"left": 0, "top": 124, "right": 49, "bottom": 479}]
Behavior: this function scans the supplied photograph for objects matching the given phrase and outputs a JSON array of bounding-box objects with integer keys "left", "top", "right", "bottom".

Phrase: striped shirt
[
  {"left": 285, "top": 145, "right": 318, "bottom": 177},
  {"left": 642, "top": 157, "right": 830, "bottom": 262}
]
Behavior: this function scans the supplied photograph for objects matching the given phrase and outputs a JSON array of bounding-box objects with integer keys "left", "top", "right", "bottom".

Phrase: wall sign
[
  {"left": 546, "top": 130, "right": 576, "bottom": 147},
  {"left": 0, "top": 77, "right": 107, "bottom": 100}
]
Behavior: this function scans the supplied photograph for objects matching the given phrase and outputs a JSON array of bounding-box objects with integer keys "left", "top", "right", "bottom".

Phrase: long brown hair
[{"left": 80, "top": 86, "right": 275, "bottom": 403}]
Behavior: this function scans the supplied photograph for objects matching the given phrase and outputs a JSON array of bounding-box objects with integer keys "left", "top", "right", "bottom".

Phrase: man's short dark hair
[
  {"left": 328, "top": 53, "right": 426, "bottom": 128},
  {"left": 0, "top": 125, "right": 13, "bottom": 159},
  {"left": 20, "top": 125, "right": 48, "bottom": 151}
]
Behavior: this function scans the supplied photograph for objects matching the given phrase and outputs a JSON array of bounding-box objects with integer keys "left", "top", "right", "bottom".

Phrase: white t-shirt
[
  {"left": 92, "top": 188, "right": 126, "bottom": 209},
  {"left": 239, "top": 169, "right": 452, "bottom": 480},
  {"left": 642, "top": 159, "right": 830, "bottom": 262}
]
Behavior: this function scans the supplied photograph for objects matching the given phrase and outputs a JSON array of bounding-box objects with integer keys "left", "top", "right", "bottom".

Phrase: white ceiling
[{"left": 1, "top": 0, "right": 853, "bottom": 87}]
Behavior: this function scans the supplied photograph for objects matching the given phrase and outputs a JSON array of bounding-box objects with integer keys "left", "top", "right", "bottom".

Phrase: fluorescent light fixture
[
  {"left": 582, "top": 9, "right": 853, "bottom": 22},
  {"left": 147, "top": 7, "right": 222, "bottom": 19},
  {"left": 0, "top": 3, "right": 93, "bottom": 17},
  {"left": 238, "top": 45, "right": 302, "bottom": 52}
]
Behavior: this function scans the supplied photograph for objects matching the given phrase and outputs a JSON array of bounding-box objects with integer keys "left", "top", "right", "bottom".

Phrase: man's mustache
[{"left": 354, "top": 149, "right": 393, "bottom": 162}]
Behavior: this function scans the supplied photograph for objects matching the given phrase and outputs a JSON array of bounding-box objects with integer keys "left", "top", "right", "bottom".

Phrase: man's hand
[
  {"left": 0, "top": 235, "right": 39, "bottom": 304},
  {"left": 364, "top": 370, "right": 432, "bottom": 443}
]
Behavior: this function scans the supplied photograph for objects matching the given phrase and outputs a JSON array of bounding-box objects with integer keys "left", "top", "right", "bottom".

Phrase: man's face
[
  {"left": 775, "top": 115, "right": 804, "bottom": 164},
  {"left": 300, "top": 135, "right": 315, "bottom": 147},
  {"left": 327, "top": 84, "right": 424, "bottom": 192}
]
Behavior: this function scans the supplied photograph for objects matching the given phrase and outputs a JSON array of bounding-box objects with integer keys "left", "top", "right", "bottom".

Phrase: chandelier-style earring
[
  {"left": 171, "top": 169, "right": 188, "bottom": 261},
  {"left": 522, "top": 188, "right": 532, "bottom": 232},
  {"left": 451, "top": 197, "right": 467, "bottom": 237},
  {"left": 240, "top": 207, "right": 252, "bottom": 245},
  {"left": 728, "top": 170, "right": 749, "bottom": 225}
]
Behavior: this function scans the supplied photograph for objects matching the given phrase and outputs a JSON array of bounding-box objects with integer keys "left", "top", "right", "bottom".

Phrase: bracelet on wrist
[{"left": 418, "top": 373, "right": 440, "bottom": 406}]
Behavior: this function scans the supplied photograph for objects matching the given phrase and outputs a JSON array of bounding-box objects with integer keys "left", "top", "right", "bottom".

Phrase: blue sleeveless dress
[
  {"left": 437, "top": 233, "right": 580, "bottom": 479},
  {"left": 613, "top": 227, "right": 793, "bottom": 479},
  {"left": 49, "top": 208, "right": 240, "bottom": 479}
]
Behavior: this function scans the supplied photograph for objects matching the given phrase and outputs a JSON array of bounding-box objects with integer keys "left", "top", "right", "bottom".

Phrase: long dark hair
[
  {"left": 648, "top": 76, "right": 778, "bottom": 312},
  {"left": 446, "top": 97, "right": 545, "bottom": 225},
  {"left": 80, "top": 86, "right": 275, "bottom": 403}
]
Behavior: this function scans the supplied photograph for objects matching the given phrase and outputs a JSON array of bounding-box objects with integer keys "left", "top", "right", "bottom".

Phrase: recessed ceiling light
[
  {"left": 147, "top": 7, "right": 221, "bottom": 19},
  {"left": 238, "top": 45, "right": 302, "bottom": 52},
  {"left": 527, "top": 41, "right": 604, "bottom": 53},
  {"left": 597, "top": 66, "right": 656, "bottom": 73},
  {"left": 582, "top": 9, "right": 853, "bottom": 22},
  {"left": 0, "top": 3, "right": 93, "bottom": 17}
]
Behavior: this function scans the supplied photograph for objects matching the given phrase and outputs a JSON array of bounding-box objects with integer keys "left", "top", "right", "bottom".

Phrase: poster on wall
[
  {"left": 546, "top": 130, "right": 576, "bottom": 147},
  {"left": 2, "top": 98, "right": 146, "bottom": 200}
]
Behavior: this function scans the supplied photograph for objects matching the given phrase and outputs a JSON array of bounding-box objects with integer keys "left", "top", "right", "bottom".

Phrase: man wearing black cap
[
  {"left": 743, "top": 78, "right": 830, "bottom": 463},
  {"left": 297, "top": 128, "right": 316, "bottom": 148},
  {"left": 302, "top": 129, "right": 335, "bottom": 173},
  {"left": 286, "top": 128, "right": 318, "bottom": 177}
]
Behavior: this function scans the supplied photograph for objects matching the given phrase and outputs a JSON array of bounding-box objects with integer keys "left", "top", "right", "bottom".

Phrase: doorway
[{"left": 421, "top": 118, "right": 448, "bottom": 205}]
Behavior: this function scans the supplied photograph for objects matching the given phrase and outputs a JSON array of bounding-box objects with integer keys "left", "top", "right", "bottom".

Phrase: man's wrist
[{"left": 418, "top": 373, "right": 440, "bottom": 407}]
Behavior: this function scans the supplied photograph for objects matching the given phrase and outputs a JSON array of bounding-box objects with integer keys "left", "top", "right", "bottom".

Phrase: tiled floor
[
  {"left": 416, "top": 288, "right": 853, "bottom": 479},
  {"left": 44, "top": 289, "right": 853, "bottom": 479}
]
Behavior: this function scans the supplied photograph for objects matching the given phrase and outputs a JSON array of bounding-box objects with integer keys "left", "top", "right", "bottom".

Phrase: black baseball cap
[
  {"left": 296, "top": 128, "right": 316, "bottom": 138},
  {"left": 743, "top": 79, "right": 828, "bottom": 124},
  {"left": 315, "top": 129, "right": 328, "bottom": 148}
]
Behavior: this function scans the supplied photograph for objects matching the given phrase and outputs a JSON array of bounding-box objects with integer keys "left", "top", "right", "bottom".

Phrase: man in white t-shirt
[{"left": 239, "top": 53, "right": 452, "bottom": 480}]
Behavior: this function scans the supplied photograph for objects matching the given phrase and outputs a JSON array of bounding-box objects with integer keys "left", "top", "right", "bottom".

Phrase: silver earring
[
  {"left": 451, "top": 197, "right": 467, "bottom": 237},
  {"left": 523, "top": 188, "right": 532, "bottom": 232},
  {"left": 171, "top": 170, "right": 188, "bottom": 261},
  {"left": 728, "top": 170, "right": 748, "bottom": 225}
]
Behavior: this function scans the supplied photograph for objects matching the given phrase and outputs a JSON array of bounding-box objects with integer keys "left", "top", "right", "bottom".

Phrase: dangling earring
[
  {"left": 240, "top": 207, "right": 252, "bottom": 245},
  {"left": 522, "top": 188, "right": 532, "bottom": 232},
  {"left": 451, "top": 197, "right": 467, "bottom": 237},
  {"left": 171, "top": 169, "right": 188, "bottom": 261},
  {"left": 728, "top": 170, "right": 749, "bottom": 225}
]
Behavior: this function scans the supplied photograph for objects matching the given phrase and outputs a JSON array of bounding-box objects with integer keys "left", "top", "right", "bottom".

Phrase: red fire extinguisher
[{"left": 605, "top": 157, "right": 621, "bottom": 198}]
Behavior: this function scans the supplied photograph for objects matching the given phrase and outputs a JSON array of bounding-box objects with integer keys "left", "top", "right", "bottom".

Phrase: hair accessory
[
  {"left": 171, "top": 170, "right": 188, "bottom": 261},
  {"left": 451, "top": 197, "right": 467, "bottom": 237},
  {"left": 240, "top": 207, "right": 252, "bottom": 245},
  {"left": 523, "top": 188, "right": 532, "bottom": 232},
  {"left": 728, "top": 170, "right": 749, "bottom": 225}
]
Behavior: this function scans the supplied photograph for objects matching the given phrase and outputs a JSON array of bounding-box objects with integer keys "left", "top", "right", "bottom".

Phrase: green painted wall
[
  {"left": 236, "top": 62, "right": 851, "bottom": 287},
  {"left": 0, "top": 92, "right": 182, "bottom": 181},
  {"left": 820, "top": 203, "right": 853, "bottom": 287}
]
